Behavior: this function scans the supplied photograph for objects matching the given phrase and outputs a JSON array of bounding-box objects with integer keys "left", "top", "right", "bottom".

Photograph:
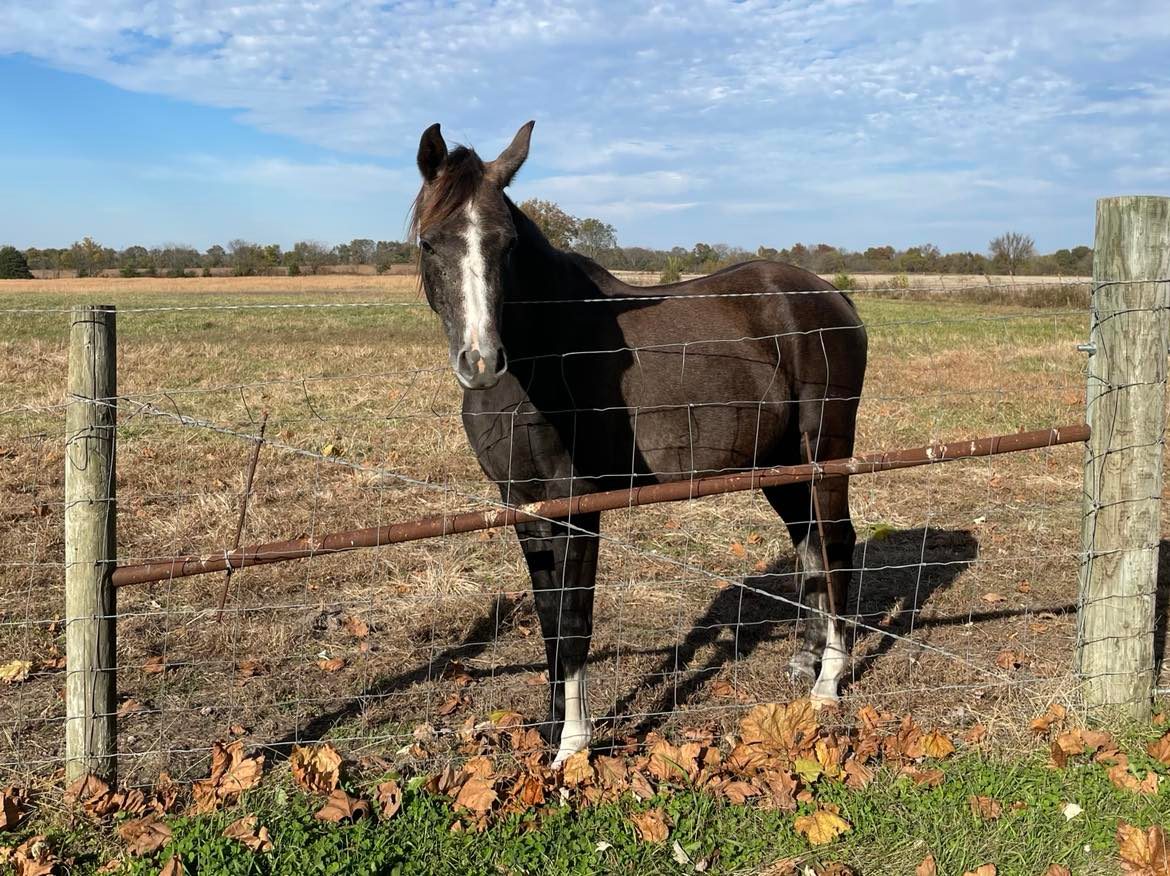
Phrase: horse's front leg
[{"left": 515, "top": 512, "right": 600, "bottom": 767}]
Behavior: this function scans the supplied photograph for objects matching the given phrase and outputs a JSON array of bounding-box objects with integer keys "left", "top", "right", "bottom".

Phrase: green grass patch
[{"left": 12, "top": 747, "right": 1169, "bottom": 875}]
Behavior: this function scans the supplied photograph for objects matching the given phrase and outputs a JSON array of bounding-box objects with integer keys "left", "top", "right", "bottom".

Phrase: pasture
[{"left": 2, "top": 274, "right": 1167, "bottom": 874}]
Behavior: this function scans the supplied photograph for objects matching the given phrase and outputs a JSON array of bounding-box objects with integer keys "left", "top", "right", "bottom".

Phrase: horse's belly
[{"left": 630, "top": 401, "right": 790, "bottom": 480}]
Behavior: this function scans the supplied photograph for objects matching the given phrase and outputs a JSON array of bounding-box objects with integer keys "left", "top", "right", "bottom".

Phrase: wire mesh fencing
[{"left": 1, "top": 267, "right": 1166, "bottom": 793}]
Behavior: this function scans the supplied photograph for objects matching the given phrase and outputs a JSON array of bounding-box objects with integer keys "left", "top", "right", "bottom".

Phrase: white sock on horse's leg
[
  {"left": 811, "top": 619, "right": 847, "bottom": 706},
  {"left": 552, "top": 665, "right": 592, "bottom": 767}
]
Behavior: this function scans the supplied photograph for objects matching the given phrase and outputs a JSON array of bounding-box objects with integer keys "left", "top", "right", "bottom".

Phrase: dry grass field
[{"left": 0, "top": 272, "right": 1149, "bottom": 790}]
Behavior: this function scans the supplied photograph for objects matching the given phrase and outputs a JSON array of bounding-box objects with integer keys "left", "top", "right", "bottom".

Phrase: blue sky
[{"left": 1, "top": 0, "right": 1168, "bottom": 253}]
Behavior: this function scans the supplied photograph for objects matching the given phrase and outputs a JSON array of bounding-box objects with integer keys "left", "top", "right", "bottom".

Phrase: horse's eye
[{"left": 420, "top": 239, "right": 435, "bottom": 255}]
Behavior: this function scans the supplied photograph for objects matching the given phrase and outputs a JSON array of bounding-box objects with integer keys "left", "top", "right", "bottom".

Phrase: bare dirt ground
[{"left": 0, "top": 274, "right": 1152, "bottom": 788}]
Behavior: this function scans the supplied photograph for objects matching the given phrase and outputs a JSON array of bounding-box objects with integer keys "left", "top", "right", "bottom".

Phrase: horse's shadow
[
  {"left": 600, "top": 526, "right": 979, "bottom": 737},
  {"left": 267, "top": 526, "right": 983, "bottom": 758}
]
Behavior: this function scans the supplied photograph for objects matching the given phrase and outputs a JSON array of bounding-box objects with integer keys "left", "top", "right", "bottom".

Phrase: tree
[
  {"left": 519, "top": 199, "right": 579, "bottom": 249},
  {"left": 0, "top": 246, "right": 33, "bottom": 279},
  {"left": 228, "top": 239, "right": 264, "bottom": 276},
  {"left": 989, "top": 232, "right": 1036, "bottom": 275},
  {"left": 291, "top": 240, "right": 331, "bottom": 275},
  {"left": 203, "top": 245, "right": 227, "bottom": 268},
  {"left": 573, "top": 217, "right": 617, "bottom": 261}
]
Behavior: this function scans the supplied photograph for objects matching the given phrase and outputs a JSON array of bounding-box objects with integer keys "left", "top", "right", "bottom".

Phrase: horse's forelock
[{"left": 409, "top": 146, "right": 486, "bottom": 239}]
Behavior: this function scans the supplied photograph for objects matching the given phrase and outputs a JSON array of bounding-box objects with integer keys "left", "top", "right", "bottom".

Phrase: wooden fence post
[
  {"left": 65, "top": 305, "right": 117, "bottom": 782},
  {"left": 1078, "top": 196, "right": 1170, "bottom": 719}
]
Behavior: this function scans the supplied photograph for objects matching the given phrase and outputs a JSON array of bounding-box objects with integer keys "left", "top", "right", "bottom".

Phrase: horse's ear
[
  {"left": 487, "top": 120, "right": 534, "bottom": 187},
  {"left": 417, "top": 123, "right": 447, "bottom": 182}
]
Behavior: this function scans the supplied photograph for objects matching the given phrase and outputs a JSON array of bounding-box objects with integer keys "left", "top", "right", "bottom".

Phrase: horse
[{"left": 410, "top": 120, "right": 868, "bottom": 766}]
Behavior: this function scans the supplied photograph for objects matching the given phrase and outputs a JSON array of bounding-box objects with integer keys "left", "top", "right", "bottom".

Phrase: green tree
[
  {"left": 519, "top": 199, "right": 579, "bottom": 249},
  {"left": 572, "top": 217, "right": 617, "bottom": 261},
  {"left": 0, "top": 246, "right": 33, "bottom": 279}
]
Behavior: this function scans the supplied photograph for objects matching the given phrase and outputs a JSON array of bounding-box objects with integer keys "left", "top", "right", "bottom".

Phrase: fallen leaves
[
  {"left": 740, "top": 700, "right": 817, "bottom": 752},
  {"left": 315, "top": 789, "right": 370, "bottom": 823},
  {"left": 1148, "top": 731, "right": 1170, "bottom": 766},
  {"left": 117, "top": 814, "right": 173, "bottom": 856},
  {"left": 916, "top": 854, "right": 937, "bottom": 876},
  {"left": 223, "top": 815, "right": 273, "bottom": 853},
  {"left": 968, "top": 795, "right": 1002, "bottom": 821},
  {"left": 0, "top": 659, "right": 32, "bottom": 684},
  {"left": 630, "top": 808, "right": 670, "bottom": 843},
  {"left": 4, "top": 835, "right": 58, "bottom": 876},
  {"left": 794, "top": 806, "right": 851, "bottom": 846},
  {"left": 289, "top": 744, "right": 343, "bottom": 795},
  {"left": 1117, "top": 822, "right": 1170, "bottom": 876},
  {"left": 191, "top": 741, "right": 264, "bottom": 814},
  {"left": 375, "top": 779, "right": 402, "bottom": 820},
  {"left": 0, "top": 786, "right": 28, "bottom": 830}
]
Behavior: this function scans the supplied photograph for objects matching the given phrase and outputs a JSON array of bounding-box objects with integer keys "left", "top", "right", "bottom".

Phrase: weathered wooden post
[
  {"left": 1078, "top": 196, "right": 1170, "bottom": 719},
  {"left": 65, "top": 305, "right": 117, "bottom": 782}
]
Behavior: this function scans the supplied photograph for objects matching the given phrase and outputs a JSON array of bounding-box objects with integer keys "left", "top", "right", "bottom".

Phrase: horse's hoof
[
  {"left": 551, "top": 732, "right": 591, "bottom": 769},
  {"left": 810, "top": 694, "right": 840, "bottom": 712},
  {"left": 788, "top": 652, "right": 818, "bottom": 682}
]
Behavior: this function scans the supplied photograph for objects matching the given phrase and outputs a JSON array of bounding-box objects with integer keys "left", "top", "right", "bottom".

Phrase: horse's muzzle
[{"left": 454, "top": 345, "right": 508, "bottom": 390}]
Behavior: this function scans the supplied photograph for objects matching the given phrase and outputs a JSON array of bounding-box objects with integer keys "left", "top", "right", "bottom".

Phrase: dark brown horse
[{"left": 411, "top": 121, "right": 867, "bottom": 766}]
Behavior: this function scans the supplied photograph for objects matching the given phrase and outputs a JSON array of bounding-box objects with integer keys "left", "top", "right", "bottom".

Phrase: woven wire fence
[{"left": 0, "top": 275, "right": 1161, "bottom": 789}]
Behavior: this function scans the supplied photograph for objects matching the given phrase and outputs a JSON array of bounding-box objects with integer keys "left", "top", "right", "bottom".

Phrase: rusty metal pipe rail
[{"left": 111, "top": 423, "right": 1089, "bottom": 588}]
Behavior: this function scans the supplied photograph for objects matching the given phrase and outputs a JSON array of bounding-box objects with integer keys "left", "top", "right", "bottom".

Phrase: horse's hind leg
[
  {"left": 765, "top": 448, "right": 856, "bottom": 704},
  {"left": 515, "top": 512, "right": 600, "bottom": 767},
  {"left": 764, "top": 483, "right": 826, "bottom": 682}
]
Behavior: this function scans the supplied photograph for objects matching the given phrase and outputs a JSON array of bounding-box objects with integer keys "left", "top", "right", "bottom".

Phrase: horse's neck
[{"left": 503, "top": 209, "right": 613, "bottom": 353}]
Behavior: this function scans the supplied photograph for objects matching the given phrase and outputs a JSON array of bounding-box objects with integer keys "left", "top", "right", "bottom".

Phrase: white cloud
[{"left": 2, "top": 0, "right": 1168, "bottom": 248}]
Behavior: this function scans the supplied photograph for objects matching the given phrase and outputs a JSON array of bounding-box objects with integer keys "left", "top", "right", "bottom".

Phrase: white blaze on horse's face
[{"left": 459, "top": 203, "right": 490, "bottom": 363}]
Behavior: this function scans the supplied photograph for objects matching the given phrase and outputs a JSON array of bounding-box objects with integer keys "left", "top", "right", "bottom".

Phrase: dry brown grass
[{"left": 0, "top": 276, "right": 1143, "bottom": 787}]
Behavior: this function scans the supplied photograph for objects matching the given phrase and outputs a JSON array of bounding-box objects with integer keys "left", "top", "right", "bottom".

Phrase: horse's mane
[{"left": 409, "top": 146, "right": 484, "bottom": 238}]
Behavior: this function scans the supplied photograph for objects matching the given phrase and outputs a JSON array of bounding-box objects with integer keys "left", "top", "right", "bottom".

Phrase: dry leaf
[
  {"left": 8, "top": 836, "right": 58, "bottom": 876},
  {"left": 631, "top": 808, "right": 670, "bottom": 843},
  {"left": 969, "top": 795, "right": 1002, "bottom": 820},
  {"left": 962, "top": 866, "right": 996, "bottom": 876},
  {"left": 316, "top": 656, "right": 346, "bottom": 673},
  {"left": 376, "top": 779, "right": 402, "bottom": 820},
  {"left": 1118, "top": 822, "right": 1170, "bottom": 876},
  {"left": 721, "top": 780, "right": 760, "bottom": 804},
  {"left": 454, "top": 777, "right": 497, "bottom": 814},
  {"left": 1029, "top": 704, "right": 1067, "bottom": 735},
  {"left": 117, "top": 814, "right": 173, "bottom": 856},
  {"left": 1108, "top": 765, "right": 1160, "bottom": 796},
  {"left": 159, "top": 856, "right": 185, "bottom": 876},
  {"left": 916, "top": 854, "right": 938, "bottom": 876},
  {"left": 994, "top": 649, "right": 1026, "bottom": 670},
  {"left": 794, "top": 807, "right": 851, "bottom": 846},
  {"left": 223, "top": 815, "right": 273, "bottom": 853},
  {"left": 0, "top": 660, "right": 32, "bottom": 684},
  {"left": 1043, "top": 866, "right": 1071, "bottom": 876},
  {"left": 237, "top": 659, "right": 267, "bottom": 678},
  {"left": 314, "top": 789, "right": 370, "bottom": 823},
  {"left": 729, "top": 541, "right": 747, "bottom": 558},
  {"left": 922, "top": 730, "right": 956, "bottom": 760},
  {"left": 1148, "top": 731, "right": 1170, "bottom": 766},
  {"left": 561, "top": 750, "right": 593, "bottom": 787},
  {"left": 436, "top": 694, "right": 463, "bottom": 716},
  {"left": 1, "top": 786, "right": 29, "bottom": 830},
  {"left": 981, "top": 592, "right": 1006, "bottom": 604},
  {"left": 711, "top": 680, "right": 737, "bottom": 698},
  {"left": 191, "top": 741, "right": 264, "bottom": 813},
  {"left": 343, "top": 615, "right": 369, "bottom": 638},
  {"left": 141, "top": 655, "right": 167, "bottom": 675},
  {"left": 289, "top": 744, "right": 343, "bottom": 795},
  {"left": 740, "top": 701, "right": 816, "bottom": 751}
]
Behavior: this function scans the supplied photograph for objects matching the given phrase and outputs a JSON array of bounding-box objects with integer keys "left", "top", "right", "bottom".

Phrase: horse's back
[{"left": 466, "top": 259, "right": 867, "bottom": 498}]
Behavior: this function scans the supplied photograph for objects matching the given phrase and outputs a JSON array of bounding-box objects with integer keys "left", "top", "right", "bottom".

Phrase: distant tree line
[
  {"left": 14, "top": 237, "right": 420, "bottom": 278},
  {"left": 2, "top": 204, "right": 1090, "bottom": 280}
]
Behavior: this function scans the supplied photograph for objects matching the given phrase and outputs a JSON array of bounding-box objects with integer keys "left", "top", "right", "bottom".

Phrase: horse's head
[{"left": 411, "top": 120, "right": 534, "bottom": 390}]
